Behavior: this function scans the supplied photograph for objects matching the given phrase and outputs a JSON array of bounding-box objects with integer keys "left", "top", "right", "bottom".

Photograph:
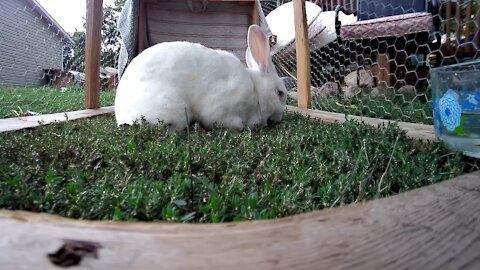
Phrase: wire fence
[
  {"left": 0, "top": 0, "right": 478, "bottom": 126},
  {"left": 262, "top": 0, "right": 479, "bottom": 125}
]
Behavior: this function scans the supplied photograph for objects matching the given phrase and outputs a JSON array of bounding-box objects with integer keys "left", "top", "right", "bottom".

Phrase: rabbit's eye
[{"left": 277, "top": 90, "right": 284, "bottom": 98}]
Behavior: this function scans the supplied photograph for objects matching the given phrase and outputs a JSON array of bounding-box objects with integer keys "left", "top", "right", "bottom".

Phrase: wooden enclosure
[
  {"left": 137, "top": 0, "right": 261, "bottom": 60},
  {"left": 84, "top": 0, "right": 265, "bottom": 108},
  {"left": 0, "top": 1, "right": 476, "bottom": 268},
  {"left": 0, "top": 170, "right": 478, "bottom": 269},
  {"left": 83, "top": 0, "right": 313, "bottom": 109}
]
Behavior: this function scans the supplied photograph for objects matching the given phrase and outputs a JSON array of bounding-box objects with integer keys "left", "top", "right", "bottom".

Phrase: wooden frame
[
  {"left": 136, "top": 0, "right": 261, "bottom": 55},
  {"left": 0, "top": 2, "right": 469, "bottom": 267},
  {"left": 1, "top": 170, "right": 478, "bottom": 268},
  {"left": 84, "top": 0, "right": 310, "bottom": 109}
]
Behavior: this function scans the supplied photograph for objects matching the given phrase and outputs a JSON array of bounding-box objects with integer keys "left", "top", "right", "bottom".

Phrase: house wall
[{"left": 0, "top": 0, "right": 67, "bottom": 87}]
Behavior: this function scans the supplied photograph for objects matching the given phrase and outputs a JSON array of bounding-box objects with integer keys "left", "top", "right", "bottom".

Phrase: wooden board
[
  {"left": 0, "top": 170, "right": 478, "bottom": 269},
  {"left": 287, "top": 106, "right": 437, "bottom": 142},
  {"left": 0, "top": 106, "right": 114, "bottom": 133}
]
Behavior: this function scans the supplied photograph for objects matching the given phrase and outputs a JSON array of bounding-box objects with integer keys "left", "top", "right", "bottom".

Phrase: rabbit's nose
[
  {"left": 267, "top": 112, "right": 284, "bottom": 126},
  {"left": 267, "top": 118, "right": 280, "bottom": 126}
]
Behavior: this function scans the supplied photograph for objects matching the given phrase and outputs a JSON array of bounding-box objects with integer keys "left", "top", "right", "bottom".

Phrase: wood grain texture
[
  {"left": 377, "top": 53, "right": 391, "bottom": 89},
  {"left": 287, "top": 106, "right": 437, "bottom": 142},
  {"left": 293, "top": 0, "right": 312, "bottom": 109},
  {"left": 84, "top": 0, "right": 103, "bottom": 109},
  {"left": 251, "top": 0, "right": 259, "bottom": 25},
  {"left": 0, "top": 171, "right": 478, "bottom": 269},
  {"left": 446, "top": 1, "right": 452, "bottom": 53},
  {"left": 456, "top": 0, "right": 463, "bottom": 52},
  {"left": 0, "top": 106, "right": 114, "bottom": 133}
]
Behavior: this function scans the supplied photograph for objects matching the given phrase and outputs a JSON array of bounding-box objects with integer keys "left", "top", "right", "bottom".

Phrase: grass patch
[
  {"left": 287, "top": 90, "right": 433, "bottom": 125},
  {"left": 0, "top": 87, "right": 116, "bottom": 118},
  {"left": 313, "top": 96, "right": 433, "bottom": 125},
  {"left": 0, "top": 113, "right": 477, "bottom": 223}
]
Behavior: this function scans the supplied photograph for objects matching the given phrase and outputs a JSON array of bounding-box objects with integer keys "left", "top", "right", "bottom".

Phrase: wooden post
[
  {"left": 293, "top": 0, "right": 311, "bottom": 109},
  {"left": 377, "top": 53, "right": 390, "bottom": 90},
  {"left": 445, "top": 1, "right": 452, "bottom": 54},
  {"left": 84, "top": 0, "right": 103, "bottom": 109},
  {"left": 455, "top": 0, "right": 463, "bottom": 55},
  {"left": 251, "top": 0, "right": 260, "bottom": 26},
  {"left": 464, "top": 0, "right": 473, "bottom": 55}
]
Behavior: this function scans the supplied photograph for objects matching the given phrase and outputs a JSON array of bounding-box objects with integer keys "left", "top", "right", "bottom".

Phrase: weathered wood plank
[
  {"left": 251, "top": 0, "right": 259, "bottom": 25},
  {"left": 293, "top": 0, "right": 312, "bottom": 109},
  {"left": 0, "top": 106, "right": 114, "bottom": 133},
  {"left": 84, "top": 0, "right": 103, "bottom": 109},
  {"left": 287, "top": 106, "right": 437, "bottom": 142},
  {"left": 0, "top": 171, "right": 478, "bottom": 269},
  {"left": 377, "top": 53, "right": 391, "bottom": 89}
]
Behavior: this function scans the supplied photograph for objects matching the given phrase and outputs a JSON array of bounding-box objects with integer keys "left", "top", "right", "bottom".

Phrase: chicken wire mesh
[
  {"left": 262, "top": 0, "right": 479, "bottom": 125},
  {"left": 0, "top": 0, "right": 118, "bottom": 119}
]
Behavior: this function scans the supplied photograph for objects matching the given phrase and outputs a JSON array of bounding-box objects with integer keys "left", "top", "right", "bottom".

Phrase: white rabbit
[{"left": 114, "top": 24, "right": 287, "bottom": 132}]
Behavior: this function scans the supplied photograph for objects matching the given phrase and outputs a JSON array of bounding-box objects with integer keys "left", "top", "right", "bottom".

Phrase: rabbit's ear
[{"left": 246, "top": 25, "right": 270, "bottom": 72}]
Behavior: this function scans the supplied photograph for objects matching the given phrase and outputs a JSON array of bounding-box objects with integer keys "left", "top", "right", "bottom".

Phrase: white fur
[{"left": 114, "top": 25, "right": 286, "bottom": 132}]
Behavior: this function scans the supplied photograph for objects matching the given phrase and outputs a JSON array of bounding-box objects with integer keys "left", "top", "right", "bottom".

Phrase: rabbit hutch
[{"left": 0, "top": 0, "right": 479, "bottom": 269}]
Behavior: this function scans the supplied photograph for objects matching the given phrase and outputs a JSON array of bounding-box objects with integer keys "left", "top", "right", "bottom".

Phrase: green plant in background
[
  {"left": 64, "top": 0, "right": 127, "bottom": 71},
  {"left": 1, "top": 113, "right": 477, "bottom": 223},
  {"left": 0, "top": 87, "right": 115, "bottom": 118}
]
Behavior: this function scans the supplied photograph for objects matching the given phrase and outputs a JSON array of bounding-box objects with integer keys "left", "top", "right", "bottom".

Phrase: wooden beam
[
  {"left": 0, "top": 170, "right": 478, "bottom": 269},
  {"left": 464, "top": 0, "right": 473, "bottom": 55},
  {"left": 251, "top": 0, "right": 259, "bottom": 25},
  {"left": 293, "top": 0, "right": 312, "bottom": 109},
  {"left": 84, "top": 0, "right": 103, "bottom": 109},
  {"left": 455, "top": 0, "right": 463, "bottom": 55},
  {"left": 445, "top": 0, "right": 452, "bottom": 54},
  {"left": 0, "top": 107, "right": 115, "bottom": 133},
  {"left": 377, "top": 53, "right": 391, "bottom": 89}
]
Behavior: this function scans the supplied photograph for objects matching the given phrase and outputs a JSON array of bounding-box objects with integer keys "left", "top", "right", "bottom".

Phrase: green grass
[
  {"left": 313, "top": 96, "right": 433, "bottom": 125},
  {"left": 1, "top": 113, "right": 477, "bottom": 223},
  {"left": 287, "top": 89, "right": 433, "bottom": 125},
  {"left": 1, "top": 87, "right": 433, "bottom": 125},
  {"left": 0, "top": 87, "right": 116, "bottom": 118}
]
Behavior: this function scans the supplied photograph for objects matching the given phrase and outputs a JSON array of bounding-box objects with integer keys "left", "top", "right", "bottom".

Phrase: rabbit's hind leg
[
  {"left": 220, "top": 116, "right": 245, "bottom": 131},
  {"left": 152, "top": 101, "right": 191, "bottom": 133}
]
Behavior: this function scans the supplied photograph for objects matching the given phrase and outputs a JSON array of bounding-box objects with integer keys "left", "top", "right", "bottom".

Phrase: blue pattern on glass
[
  {"left": 461, "top": 92, "right": 480, "bottom": 111},
  {"left": 439, "top": 89, "right": 462, "bottom": 132}
]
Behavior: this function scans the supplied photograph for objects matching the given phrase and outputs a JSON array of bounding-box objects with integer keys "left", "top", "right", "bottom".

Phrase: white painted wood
[{"left": 0, "top": 106, "right": 114, "bottom": 133}]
